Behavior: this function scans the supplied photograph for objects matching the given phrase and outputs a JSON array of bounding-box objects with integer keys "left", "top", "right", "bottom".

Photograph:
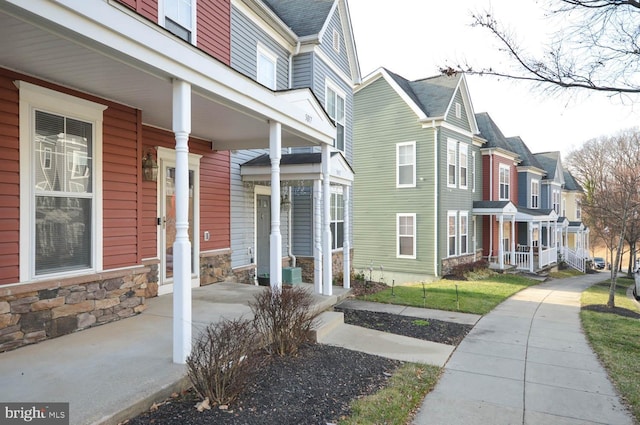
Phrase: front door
[
  {"left": 256, "top": 194, "right": 271, "bottom": 278},
  {"left": 158, "top": 148, "right": 200, "bottom": 295}
]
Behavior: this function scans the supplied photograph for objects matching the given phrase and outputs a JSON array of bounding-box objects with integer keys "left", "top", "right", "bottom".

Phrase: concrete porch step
[{"left": 312, "top": 311, "right": 345, "bottom": 342}]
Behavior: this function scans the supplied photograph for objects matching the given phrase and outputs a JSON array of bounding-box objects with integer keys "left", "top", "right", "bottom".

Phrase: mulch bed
[
  {"left": 582, "top": 304, "right": 640, "bottom": 319},
  {"left": 126, "top": 279, "right": 471, "bottom": 425}
]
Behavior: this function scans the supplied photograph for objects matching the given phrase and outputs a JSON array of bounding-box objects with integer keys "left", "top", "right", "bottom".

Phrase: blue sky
[{"left": 348, "top": 0, "right": 640, "bottom": 155}]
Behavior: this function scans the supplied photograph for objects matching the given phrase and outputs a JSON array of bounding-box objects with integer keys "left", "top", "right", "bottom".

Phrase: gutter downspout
[
  {"left": 286, "top": 41, "right": 300, "bottom": 266},
  {"left": 288, "top": 41, "right": 301, "bottom": 89}
]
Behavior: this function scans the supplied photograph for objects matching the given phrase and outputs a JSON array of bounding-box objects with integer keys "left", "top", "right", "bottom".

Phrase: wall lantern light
[{"left": 142, "top": 151, "right": 158, "bottom": 182}]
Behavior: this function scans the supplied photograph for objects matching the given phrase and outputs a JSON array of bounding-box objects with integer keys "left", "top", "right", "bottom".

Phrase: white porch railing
[
  {"left": 515, "top": 251, "right": 530, "bottom": 270},
  {"left": 565, "top": 248, "right": 586, "bottom": 272},
  {"left": 539, "top": 246, "right": 557, "bottom": 269}
]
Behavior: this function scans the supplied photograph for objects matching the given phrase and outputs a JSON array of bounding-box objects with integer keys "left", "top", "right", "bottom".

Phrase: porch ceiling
[{"left": 0, "top": 1, "right": 335, "bottom": 151}]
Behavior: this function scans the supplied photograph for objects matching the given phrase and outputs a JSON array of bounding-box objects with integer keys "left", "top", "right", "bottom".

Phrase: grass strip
[
  {"left": 360, "top": 274, "right": 539, "bottom": 315},
  {"left": 581, "top": 276, "right": 640, "bottom": 422},
  {"left": 340, "top": 363, "right": 441, "bottom": 425}
]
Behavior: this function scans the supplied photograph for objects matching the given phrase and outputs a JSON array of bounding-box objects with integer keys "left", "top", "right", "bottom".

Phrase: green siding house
[{"left": 353, "top": 69, "right": 484, "bottom": 283}]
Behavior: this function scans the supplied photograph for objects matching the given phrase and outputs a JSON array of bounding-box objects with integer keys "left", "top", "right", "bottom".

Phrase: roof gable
[
  {"left": 476, "top": 112, "right": 513, "bottom": 153},
  {"left": 534, "top": 151, "right": 565, "bottom": 185},
  {"left": 506, "top": 136, "right": 545, "bottom": 173}
]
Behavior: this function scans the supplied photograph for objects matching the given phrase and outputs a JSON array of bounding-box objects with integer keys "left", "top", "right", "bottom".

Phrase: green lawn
[
  {"left": 360, "top": 274, "right": 539, "bottom": 315},
  {"left": 581, "top": 276, "right": 640, "bottom": 422},
  {"left": 339, "top": 363, "right": 441, "bottom": 425}
]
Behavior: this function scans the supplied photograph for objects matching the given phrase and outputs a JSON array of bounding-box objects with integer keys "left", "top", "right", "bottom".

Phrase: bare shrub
[
  {"left": 250, "top": 286, "right": 320, "bottom": 357},
  {"left": 186, "top": 318, "right": 260, "bottom": 406}
]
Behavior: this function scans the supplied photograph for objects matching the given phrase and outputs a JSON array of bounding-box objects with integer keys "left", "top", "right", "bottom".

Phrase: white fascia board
[
  {"left": 234, "top": 0, "right": 297, "bottom": 51},
  {"left": 422, "top": 120, "right": 476, "bottom": 139},
  {"left": 315, "top": 49, "right": 353, "bottom": 87},
  {"left": 517, "top": 166, "right": 546, "bottom": 176},
  {"left": 441, "top": 75, "right": 479, "bottom": 134},
  {"left": 338, "top": 0, "right": 361, "bottom": 84},
  {"left": 480, "top": 147, "right": 519, "bottom": 162},
  {"left": 13, "top": 0, "right": 334, "bottom": 145}
]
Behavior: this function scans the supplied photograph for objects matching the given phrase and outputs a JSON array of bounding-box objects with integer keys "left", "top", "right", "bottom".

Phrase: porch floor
[{"left": 0, "top": 282, "right": 349, "bottom": 425}]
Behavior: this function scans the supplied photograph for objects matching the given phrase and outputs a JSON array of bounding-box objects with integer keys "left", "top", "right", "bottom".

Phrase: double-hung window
[
  {"left": 257, "top": 45, "right": 277, "bottom": 90},
  {"left": 448, "top": 212, "right": 457, "bottom": 257},
  {"left": 397, "top": 214, "right": 416, "bottom": 258},
  {"left": 499, "top": 164, "right": 510, "bottom": 200},
  {"left": 576, "top": 199, "right": 582, "bottom": 219},
  {"left": 19, "top": 81, "right": 106, "bottom": 280},
  {"left": 531, "top": 179, "right": 539, "bottom": 208},
  {"left": 330, "top": 188, "right": 344, "bottom": 250},
  {"left": 552, "top": 189, "right": 560, "bottom": 214},
  {"left": 459, "top": 212, "right": 468, "bottom": 255},
  {"left": 447, "top": 140, "right": 457, "bottom": 187},
  {"left": 396, "top": 142, "right": 415, "bottom": 187},
  {"left": 326, "top": 82, "right": 345, "bottom": 151},
  {"left": 459, "top": 144, "right": 468, "bottom": 189},
  {"left": 162, "top": 0, "right": 195, "bottom": 43},
  {"left": 471, "top": 151, "right": 476, "bottom": 192}
]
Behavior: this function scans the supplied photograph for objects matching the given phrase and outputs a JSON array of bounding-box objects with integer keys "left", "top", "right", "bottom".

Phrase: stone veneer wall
[
  {"left": 441, "top": 249, "right": 484, "bottom": 276},
  {"left": 0, "top": 266, "right": 153, "bottom": 353},
  {"left": 200, "top": 249, "right": 234, "bottom": 286},
  {"left": 294, "top": 250, "right": 353, "bottom": 286}
]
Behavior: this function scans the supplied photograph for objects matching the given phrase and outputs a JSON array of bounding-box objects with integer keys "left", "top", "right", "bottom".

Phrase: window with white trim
[
  {"left": 448, "top": 211, "right": 457, "bottom": 257},
  {"left": 162, "top": 0, "right": 195, "bottom": 43},
  {"left": 447, "top": 139, "right": 457, "bottom": 187},
  {"left": 531, "top": 179, "right": 539, "bottom": 208},
  {"left": 396, "top": 141, "right": 416, "bottom": 187},
  {"left": 459, "top": 212, "right": 468, "bottom": 254},
  {"left": 19, "top": 82, "right": 106, "bottom": 280},
  {"left": 326, "top": 82, "right": 345, "bottom": 151},
  {"left": 459, "top": 143, "right": 468, "bottom": 189},
  {"left": 330, "top": 188, "right": 344, "bottom": 250},
  {"left": 552, "top": 189, "right": 560, "bottom": 214},
  {"left": 257, "top": 45, "right": 277, "bottom": 90},
  {"left": 397, "top": 214, "right": 416, "bottom": 258},
  {"left": 471, "top": 151, "right": 476, "bottom": 192},
  {"left": 576, "top": 199, "right": 582, "bottom": 220},
  {"left": 499, "top": 164, "right": 510, "bottom": 200}
]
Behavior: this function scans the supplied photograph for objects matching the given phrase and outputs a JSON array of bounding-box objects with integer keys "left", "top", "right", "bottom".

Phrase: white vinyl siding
[
  {"left": 397, "top": 214, "right": 416, "bottom": 258},
  {"left": 396, "top": 141, "right": 416, "bottom": 188}
]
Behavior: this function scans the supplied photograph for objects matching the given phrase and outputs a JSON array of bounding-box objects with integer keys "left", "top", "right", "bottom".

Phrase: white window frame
[
  {"left": 498, "top": 164, "right": 510, "bottom": 201},
  {"left": 455, "top": 102, "right": 462, "bottom": 119},
  {"left": 159, "top": 0, "right": 197, "bottom": 44},
  {"left": 459, "top": 143, "right": 468, "bottom": 190},
  {"left": 459, "top": 212, "right": 468, "bottom": 255},
  {"left": 396, "top": 141, "right": 416, "bottom": 188},
  {"left": 325, "top": 80, "right": 346, "bottom": 152},
  {"left": 531, "top": 179, "right": 539, "bottom": 209},
  {"left": 447, "top": 139, "right": 457, "bottom": 188},
  {"left": 397, "top": 213, "right": 416, "bottom": 259},
  {"left": 18, "top": 81, "right": 106, "bottom": 282},
  {"left": 576, "top": 199, "right": 582, "bottom": 220},
  {"left": 256, "top": 44, "right": 278, "bottom": 90},
  {"left": 471, "top": 151, "right": 476, "bottom": 192},
  {"left": 552, "top": 189, "right": 561, "bottom": 214},
  {"left": 447, "top": 211, "right": 457, "bottom": 257},
  {"left": 330, "top": 186, "right": 344, "bottom": 251}
]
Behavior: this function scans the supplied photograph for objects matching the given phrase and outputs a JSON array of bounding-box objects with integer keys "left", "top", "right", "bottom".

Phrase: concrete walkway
[
  {"left": 412, "top": 272, "right": 635, "bottom": 425},
  {"left": 0, "top": 282, "right": 348, "bottom": 425}
]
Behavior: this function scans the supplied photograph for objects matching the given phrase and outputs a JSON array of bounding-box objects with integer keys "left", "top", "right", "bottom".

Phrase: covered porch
[{"left": 514, "top": 208, "right": 559, "bottom": 273}]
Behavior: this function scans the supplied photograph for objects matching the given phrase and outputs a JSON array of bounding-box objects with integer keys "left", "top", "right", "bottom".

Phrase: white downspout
[
  {"left": 288, "top": 41, "right": 301, "bottom": 89},
  {"left": 287, "top": 186, "right": 295, "bottom": 267}
]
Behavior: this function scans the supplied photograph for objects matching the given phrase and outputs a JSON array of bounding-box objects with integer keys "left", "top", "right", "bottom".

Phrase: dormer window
[{"left": 162, "top": 0, "right": 195, "bottom": 43}]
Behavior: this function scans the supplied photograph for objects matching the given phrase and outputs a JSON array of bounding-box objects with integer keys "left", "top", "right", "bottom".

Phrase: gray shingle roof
[
  {"left": 506, "top": 136, "right": 544, "bottom": 170},
  {"left": 475, "top": 112, "right": 513, "bottom": 152},
  {"left": 534, "top": 151, "right": 561, "bottom": 179},
  {"left": 262, "top": 0, "right": 334, "bottom": 37},
  {"left": 383, "top": 69, "right": 461, "bottom": 118},
  {"left": 563, "top": 170, "right": 583, "bottom": 192}
]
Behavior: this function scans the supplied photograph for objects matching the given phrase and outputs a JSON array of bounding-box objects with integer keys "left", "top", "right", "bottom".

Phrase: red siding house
[{"left": 0, "top": 0, "right": 335, "bottom": 362}]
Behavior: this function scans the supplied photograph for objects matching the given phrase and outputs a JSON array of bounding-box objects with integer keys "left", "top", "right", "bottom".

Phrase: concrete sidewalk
[
  {"left": 0, "top": 282, "right": 348, "bottom": 425},
  {"left": 412, "top": 272, "right": 635, "bottom": 425}
]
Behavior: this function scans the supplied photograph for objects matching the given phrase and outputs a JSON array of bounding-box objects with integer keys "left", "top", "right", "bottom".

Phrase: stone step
[{"left": 312, "top": 311, "right": 344, "bottom": 342}]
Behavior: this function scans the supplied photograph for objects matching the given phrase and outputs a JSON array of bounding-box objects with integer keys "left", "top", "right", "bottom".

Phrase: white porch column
[
  {"left": 586, "top": 229, "right": 590, "bottom": 257},
  {"left": 269, "top": 121, "right": 283, "bottom": 291},
  {"left": 529, "top": 224, "right": 534, "bottom": 273},
  {"left": 343, "top": 185, "right": 350, "bottom": 289},
  {"left": 510, "top": 215, "right": 516, "bottom": 265},
  {"left": 498, "top": 215, "right": 504, "bottom": 269},
  {"left": 322, "top": 144, "right": 332, "bottom": 295},
  {"left": 172, "top": 80, "right": 192, "bottom": 364},
  {"left": 313, "top": 179, "right": 322, "bottom": 294}
]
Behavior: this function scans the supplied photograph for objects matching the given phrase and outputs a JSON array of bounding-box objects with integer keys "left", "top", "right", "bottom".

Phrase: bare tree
[
  {"left": 442, "top": 1, "right": 640, "bottom": 97},
  {"left": 568, "top": 129, "right": 640, "bottom": 307}
]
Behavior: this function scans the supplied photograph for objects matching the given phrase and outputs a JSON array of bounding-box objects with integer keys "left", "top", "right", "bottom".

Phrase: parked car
[{"left": 593, "top": 257, "right": 605, "bottom": 270}]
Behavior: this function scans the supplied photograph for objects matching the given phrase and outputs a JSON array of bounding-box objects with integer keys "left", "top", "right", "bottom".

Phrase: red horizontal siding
[
  {"left": 197, "top": 0, "right": 231, "bottom": 65},
  {"left": 113, "top": 0, "right": 158, "bottom": 23}
]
